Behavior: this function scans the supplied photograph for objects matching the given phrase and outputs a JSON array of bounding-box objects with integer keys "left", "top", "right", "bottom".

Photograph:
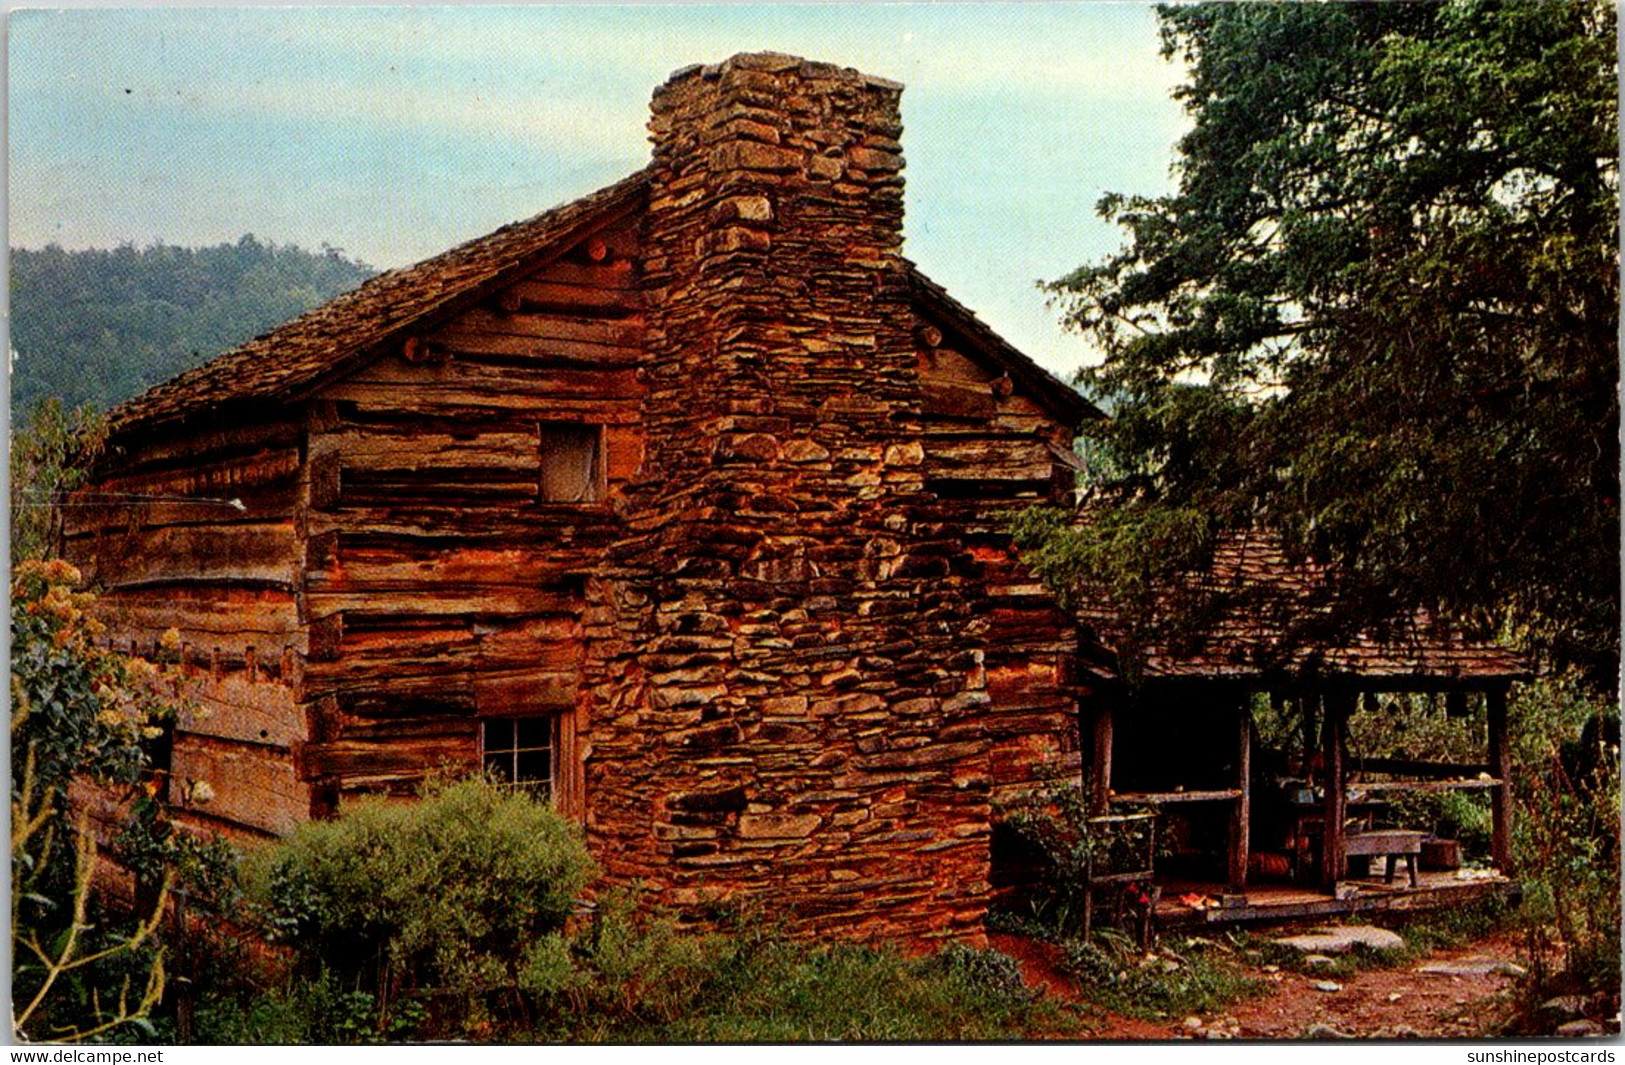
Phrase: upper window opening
[{"left": 539, "top": 424, "right": 603, "bottom": 503}]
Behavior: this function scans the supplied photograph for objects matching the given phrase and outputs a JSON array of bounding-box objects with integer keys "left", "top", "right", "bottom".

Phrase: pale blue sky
[{"left": 8, "top": 4, "right": 1189, "bottom": 378}]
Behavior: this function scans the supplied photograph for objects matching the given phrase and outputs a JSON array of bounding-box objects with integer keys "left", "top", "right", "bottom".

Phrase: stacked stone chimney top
[{"left": 661, "top": 51, "right": 904, "bottom": 93}]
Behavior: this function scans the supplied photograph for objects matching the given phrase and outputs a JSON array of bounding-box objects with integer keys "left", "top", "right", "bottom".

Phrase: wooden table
[
  {"left": 1343, "top": 829, "right": 1426, "bottom": 887},
  {"left": 1285, "top": 799, "right": 1387, "bottom": 883}
]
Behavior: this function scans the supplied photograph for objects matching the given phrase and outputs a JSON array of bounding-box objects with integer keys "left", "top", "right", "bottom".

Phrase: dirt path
[
  {"left": 993, "top": 930, "right": 1535, "bottom": 1039},
  {"left": 1220, "top": 934, "right": 1525, "bottom": 1039}
]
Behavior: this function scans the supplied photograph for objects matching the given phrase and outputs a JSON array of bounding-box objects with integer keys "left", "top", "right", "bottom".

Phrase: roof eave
[{"left": 904, "top": 266, "right": 1102, "bottom": 427}]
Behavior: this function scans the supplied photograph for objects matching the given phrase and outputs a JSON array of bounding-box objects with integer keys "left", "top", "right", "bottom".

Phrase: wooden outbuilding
[{"left": 1072, "top": 531, "right": 1529, "bottom": 926}]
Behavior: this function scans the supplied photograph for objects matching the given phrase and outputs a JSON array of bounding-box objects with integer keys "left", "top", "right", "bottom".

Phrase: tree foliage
[
  {"left": 10, "top": 399, "right": 109, "bottom": 566},
  {"left": 10, "top": 561, "right": 181, "bottom": 1041},
  {"left": 1040, "top": 0, "right": 1618, "bottom": 683},
  {"left": 10, "top": 235, "right": 372, "bottom": 414}
]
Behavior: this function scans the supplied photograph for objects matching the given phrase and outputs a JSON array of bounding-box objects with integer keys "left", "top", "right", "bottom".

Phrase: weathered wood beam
[
  {"left": 1351, "top": 778, "right": 1503, "bottom": 794},
  {"left": 1349, "top": 757, "right": 1493, "bottom": 778},
  {"left": 1487, "top": 684, "right": 1514, "bottom": 873},
  {"left": 1229, "top": 703, "right": 1252, "bottom": 891},
  {"left": 77, "top": 522, "right": 299, "bottom": 588},
  {"left": 507, "top": 278, "right": 641, "bottom": 314},
  {"left": 298, "top": 735, "right": 477, "bottom": 786},
  {"left": 1113, "top": 789, "right": 1243, "bottom": 805},
  {"left": 1321, "top": 691, "right": 1350, "bottom": 889},
  {"left": 100, "top": 419, "right": 305, "bottom": 477},
  {"left": 441, "top": 307, "right": 643, "bottom": 346},
  {"left": 1090, "top": 697, "right": 1114, "bottom": 814},
  {"left": 176, "top": 673, "right": 303, "bottom": 747},
  {"left": 170, "top": 735, "right": 307, "bottom": 836},
  {"left": 920, "top": 381, "right": 997, "bottom": 420},
  {"left": 529, "top": 258, "right": 636, "bottom": 289}
]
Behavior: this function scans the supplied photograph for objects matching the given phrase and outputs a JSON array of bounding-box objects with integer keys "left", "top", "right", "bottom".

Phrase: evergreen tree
[{"left": 1031, "top": 0, "right": 1618, "bottom": 684}]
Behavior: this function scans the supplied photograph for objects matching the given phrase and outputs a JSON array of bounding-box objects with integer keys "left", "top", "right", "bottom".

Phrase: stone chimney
[
  {"left": 590, "top": 54, "right": 992, "bottom": 945},
  {"left": 641, "top": 52, "right": 914, "bottom": 461}
]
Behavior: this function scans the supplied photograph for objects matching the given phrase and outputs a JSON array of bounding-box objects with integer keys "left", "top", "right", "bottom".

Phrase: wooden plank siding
[
  {"left": 298, "top": 217, "right": 646, "bottom": 815},
  {"left": 62, "top": 411, "right": 311, "bottom": 837}
]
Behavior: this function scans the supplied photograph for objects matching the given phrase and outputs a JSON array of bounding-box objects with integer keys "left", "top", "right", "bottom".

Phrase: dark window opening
[
  {"left": 482, "top": 716, "right": 558, "bottom": 800},
  {"left": 539, "top": 424, "right": 603, "bottom": 503}
]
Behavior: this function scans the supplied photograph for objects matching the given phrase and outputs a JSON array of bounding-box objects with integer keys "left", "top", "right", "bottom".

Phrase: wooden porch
[
  {"left": 1152, "top": 869, "right": 1521, "bottom": 931},
  {"left": 1061, "top": 528, "right": 1532, "bottom": 937}
]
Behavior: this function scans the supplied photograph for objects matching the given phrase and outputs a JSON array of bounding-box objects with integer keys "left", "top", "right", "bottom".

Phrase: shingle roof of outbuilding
[{"left": 1074, "top": 527, "right": 1530, "bottom": 685}]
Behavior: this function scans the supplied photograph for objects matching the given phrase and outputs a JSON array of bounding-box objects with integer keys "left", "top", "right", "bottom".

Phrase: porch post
[
  {"left": 1228, "top": 698, "right": 1252, "bottom": 891},
  {"left": 1487, "top": 684, "right": 1514, "bottom": 873},
  {"left": 1090, "top": 696, "right": 1115, "bottom": 814},
  {"left": 1320, "top": 689, "right": 1350, "bottom": 889}
]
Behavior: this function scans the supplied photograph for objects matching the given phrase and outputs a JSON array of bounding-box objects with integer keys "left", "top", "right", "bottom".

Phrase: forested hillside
[{"left": 10, "top": 236, "right": 373, "bottom": 413}]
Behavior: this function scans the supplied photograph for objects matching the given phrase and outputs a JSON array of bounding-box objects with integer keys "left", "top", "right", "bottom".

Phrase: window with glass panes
[{"left": 481, "top": 716, "right": 558, "bottom": 798}]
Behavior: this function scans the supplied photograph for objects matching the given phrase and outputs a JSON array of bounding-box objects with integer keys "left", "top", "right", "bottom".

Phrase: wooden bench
[{"left": 1343, "top": 829, "right": 1427, "bottom": 887}]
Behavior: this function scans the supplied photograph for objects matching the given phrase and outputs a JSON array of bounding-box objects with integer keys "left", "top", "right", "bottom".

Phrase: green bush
[
  {"left": 1509, "top": 676, "right": 1620, "bottom": 1000},
  {"left": 246, "top": 777, "right": 595, "bottom": 1037},
  {"left": 524, "top": 890, "right": 725, "bottom": 1034},
  {"left": 10, "top": 560, "right": 180, "bottom": 1042}
]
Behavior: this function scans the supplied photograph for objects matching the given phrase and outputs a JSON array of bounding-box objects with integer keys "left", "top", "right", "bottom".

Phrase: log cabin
[
  {"left": 65, "top": 52, "right": 1525, "bottom": 942},
  {"left": 67, "top": 53, "right": 1094, "bottom": 945}
]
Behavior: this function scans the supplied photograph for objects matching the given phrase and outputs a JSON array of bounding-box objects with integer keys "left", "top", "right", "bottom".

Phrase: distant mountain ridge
[{"left": 10, "top": 236, "right": 375, "bottom": 414}]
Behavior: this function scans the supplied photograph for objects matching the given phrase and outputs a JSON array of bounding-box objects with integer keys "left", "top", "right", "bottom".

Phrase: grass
[
  {"left": 1060, "top": 930, "right": 1265, "bottom": 1020},
  {"left": 182, "top": 920, "right": 1086, "bottom": 1043},
  {"left": 598, "top": 939, "right": 1081, "bottom": 1042}
]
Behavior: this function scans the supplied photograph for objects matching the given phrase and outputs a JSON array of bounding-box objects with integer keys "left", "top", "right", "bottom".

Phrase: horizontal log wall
[
  {"left": 64, "top": 412, "right": 310, "bottom": 837},
  {"left": 916, "top": 336, "right": 1084, "bottom": 806},
  {"left": 300, "top": 215, "right": 645, "bottom": 812}
]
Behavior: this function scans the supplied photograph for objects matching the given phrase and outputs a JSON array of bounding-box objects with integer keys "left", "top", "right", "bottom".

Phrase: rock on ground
[
  {"left": 1273, "top": 925, "right": 1406, "bottom": 954},
  {"left": 1417, "top": 958, "right": 1528, "bottom": 977},
  {"left": 1556, "top": 1020, "right": 1607, "bottom": 1038}
]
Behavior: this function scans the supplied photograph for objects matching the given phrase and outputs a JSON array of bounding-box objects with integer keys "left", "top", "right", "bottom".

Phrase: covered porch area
[
  {"left": 1078, "top": 673, "right": 1528, "bottom": 933},
  {"left": 1068, "top": 531, "right": 1530, "bottom": 931}
]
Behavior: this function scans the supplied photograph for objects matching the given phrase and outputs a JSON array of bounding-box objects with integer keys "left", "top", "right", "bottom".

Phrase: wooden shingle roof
[
  {"left": 1074, "top": 528, "right": 1530, "bottom": 685},
  {"left": 107, "top": 169, "right": 1093, "bottom": 437},
  {"left": 107, "top": 169, "right": 653, "bottom": 436}
]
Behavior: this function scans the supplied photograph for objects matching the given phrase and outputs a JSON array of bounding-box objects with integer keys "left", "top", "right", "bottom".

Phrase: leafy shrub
[
  {"left": 926, "top": 941, "right": 1035, "bottom": 1002},
  {"left": 1509, "top": 676, "right": 1620, "bottom": 1000},
  {"left": 10, "top": 560, "right": 182, "bottom": 1042},
  {"left": 999, "top": 784, "right": 1157, "bottom": 936},
  {"left": 246, "top": 777, "right": 595, "bottom": 1038},
  {"left": 518, "top": 890, "right": 723, "bottom": 1036}
]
